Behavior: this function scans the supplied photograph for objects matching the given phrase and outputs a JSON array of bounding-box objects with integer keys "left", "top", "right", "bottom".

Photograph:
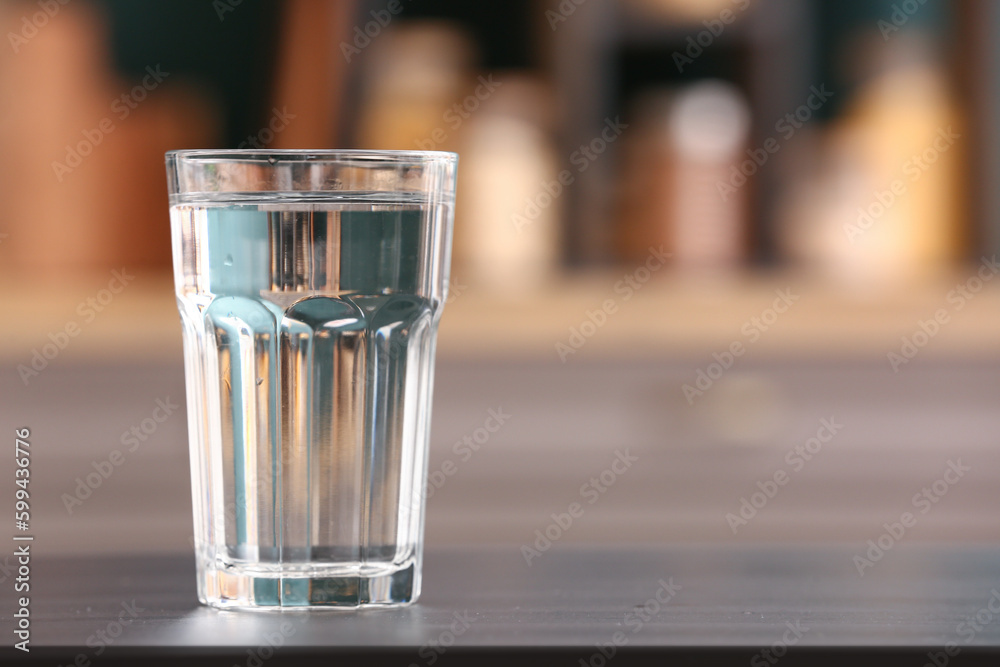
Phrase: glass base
[{"left": 199, "top": 560, "right": 419, "bottom": 609}]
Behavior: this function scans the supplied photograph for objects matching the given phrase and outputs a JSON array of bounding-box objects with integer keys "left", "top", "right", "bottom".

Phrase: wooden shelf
[{"left": 3, "top": 268, "right": 999, "bottom": 366}]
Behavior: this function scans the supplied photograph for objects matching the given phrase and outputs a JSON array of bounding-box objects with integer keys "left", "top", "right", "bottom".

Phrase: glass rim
[{"left": 166, "top": 149, "right": 458, "bottom": 164}]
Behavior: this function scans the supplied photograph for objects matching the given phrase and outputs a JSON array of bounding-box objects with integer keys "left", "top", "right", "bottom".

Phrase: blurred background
[{"left": 1, "top": 0, "right": 998, "bottom": 557}]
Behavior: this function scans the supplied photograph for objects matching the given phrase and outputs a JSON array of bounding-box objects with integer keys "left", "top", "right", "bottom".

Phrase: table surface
[
  {"left": 6, "top": 545, "right": 1000, "bottom": 662},
  {"left": 4, "top": 357, "right": 1000, "bottom": 662},
  {"left": 16, "top": 545, "right": 1000, "bottom": 645},
  {"left": 7, "top": 359, "right": 1000, "bottom": 552}
]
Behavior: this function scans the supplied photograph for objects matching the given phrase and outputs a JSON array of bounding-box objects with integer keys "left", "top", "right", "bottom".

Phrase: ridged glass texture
[{"left": 166, "top": 151, "right": 455, "bottom": 608}]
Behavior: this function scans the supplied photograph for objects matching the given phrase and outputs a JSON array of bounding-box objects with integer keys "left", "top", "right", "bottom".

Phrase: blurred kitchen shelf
[
  {"left": 547, "top": 0, "right": 814, "bottom": 263},
  {"left": 2, "top": 268, "right": 999, "bottom": 366}
]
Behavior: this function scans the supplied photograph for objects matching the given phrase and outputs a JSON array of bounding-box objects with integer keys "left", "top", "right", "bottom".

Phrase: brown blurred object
[
  {"left": 354, "top": 22, "right": 475, "bottom": 151},
  {"left": 616, "top": 93, "right": 675, "bottom": 262},
  {"left": 617, "top": 82, "right": 751, "bottom": 269},
  {"left": 0, "top": 2, "right": 216, "bottom": 275},
  {"left": 0, "top": 0, "right": 354, "bottom": 277},
  {"left": 269, "top": 0, "right": 355, "bottom": 149}
]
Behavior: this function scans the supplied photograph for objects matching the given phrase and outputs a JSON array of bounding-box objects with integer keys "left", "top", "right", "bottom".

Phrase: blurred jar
[
  {"left": 617, "top": 81, "right": 752, "bottom": 270},
  {"left": 355, "top": 22, "right": 474, "bottom": 151},
  {"left": 453, "top": 75, "right": 561, "bottom": 292},
  {"left": 0, "top": 2, "right": 214, "bottom": 274},
  {"left": 778, "top": 31, "right": 961, "bottom": 285}
]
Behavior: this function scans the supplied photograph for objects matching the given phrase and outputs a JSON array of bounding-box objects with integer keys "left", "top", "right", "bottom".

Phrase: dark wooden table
[
  {"left": 3, "top": 358, "right": 1000, "bottom": 663},
  {"left": 5, "top": 545, "right": 1000, "bottom": 664}
]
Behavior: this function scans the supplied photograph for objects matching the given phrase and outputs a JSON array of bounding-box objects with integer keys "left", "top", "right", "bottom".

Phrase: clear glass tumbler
[{"left": 165, "top": 150, "right": 457, "bottom": 608}]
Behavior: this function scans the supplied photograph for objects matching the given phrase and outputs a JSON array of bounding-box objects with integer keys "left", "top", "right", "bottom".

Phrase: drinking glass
[{"left": 166, "top": 150, "right": 457, "bottom": 608}]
